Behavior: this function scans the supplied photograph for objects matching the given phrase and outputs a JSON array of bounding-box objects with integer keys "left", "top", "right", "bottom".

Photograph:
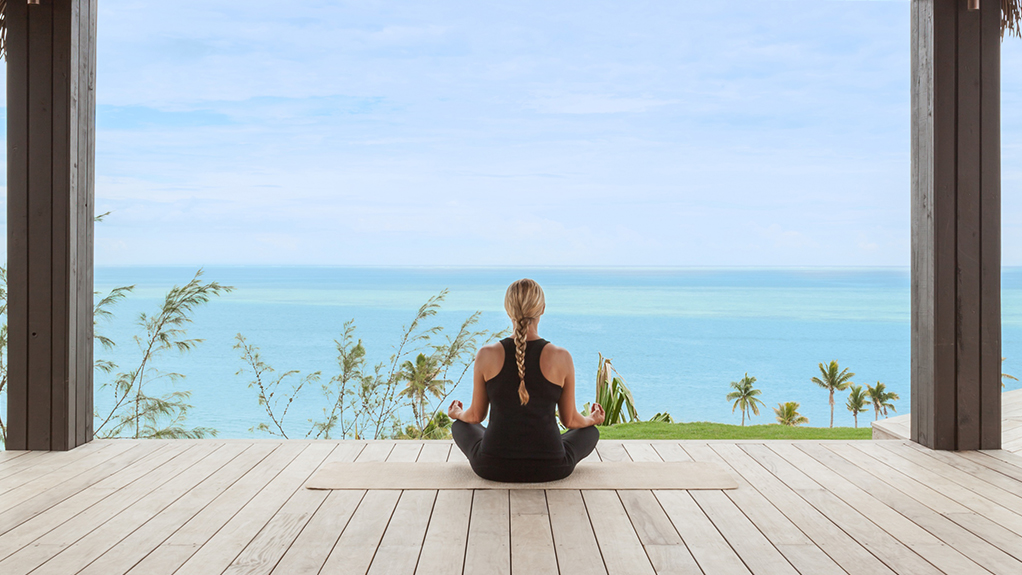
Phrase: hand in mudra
[
  {"left": 448, "top": 400, "right": 464, "bottom": 421},
  {"left": 590, "top": 403, "right": 606, "bottom": 426}
]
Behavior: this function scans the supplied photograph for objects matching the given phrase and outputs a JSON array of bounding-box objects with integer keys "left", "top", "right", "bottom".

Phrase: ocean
[{"left": 21, "top": 266, "right": 1022, "bottom": 438}]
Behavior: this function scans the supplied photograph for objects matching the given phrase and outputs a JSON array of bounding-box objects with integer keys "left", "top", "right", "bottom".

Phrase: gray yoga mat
[{"left": 305, "top": 460, "right": 738, "bottom": 490}]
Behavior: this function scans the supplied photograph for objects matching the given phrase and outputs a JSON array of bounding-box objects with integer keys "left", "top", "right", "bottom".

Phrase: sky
[{"left": 3, "top": 0, "right": 1022, "bottom": 266}]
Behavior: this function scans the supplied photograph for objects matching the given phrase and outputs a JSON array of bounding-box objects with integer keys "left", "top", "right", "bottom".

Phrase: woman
[{"left": 448, "top": 278, "right": 605, "bottom": 482}]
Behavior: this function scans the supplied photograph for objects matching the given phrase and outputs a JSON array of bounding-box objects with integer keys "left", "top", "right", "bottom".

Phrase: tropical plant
[
  {"left": 774, "top": 401, "right": 808, "bottom": 426},
  {"left": 866, "top": 381, "right": 900, "bottom": 421},
  {"left": 845, "top": 385, "right": 871, "bottom": 428},
  {"left": 726, "top": 372, "right": 764, "bottom": 426},
  {"left": 94, "top": 269, "right": 232, "bottom": 439},
  {"left": 648, "top": 412, "right": 674, "bottom": 423},
  {"left": 1002, "top": 357, "right": 1017, "bottom": 389},
  {"left": 583, "top": 354, "right": 639, "bottom": 426},
  {"left": 811, "top": 360, "right": 855, "bottom": 428},
  {"left": 398, "top": 352, "right": 451, "bottom": 434},
  {"left": 243, "top": 289, "right": 503, "bottom": 440},
  {"left": 234, "top": 334, "right": 321, "bottom": 439}
]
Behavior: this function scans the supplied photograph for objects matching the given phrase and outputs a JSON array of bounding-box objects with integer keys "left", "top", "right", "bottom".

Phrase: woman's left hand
[{"left": 448, "top": 400, "right": 464, "bottom": 421}]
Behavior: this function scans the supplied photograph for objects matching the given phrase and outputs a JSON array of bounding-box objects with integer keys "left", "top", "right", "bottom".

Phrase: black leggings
[{"left": 451, "top": 420, "right": 600, "bottom": 483}]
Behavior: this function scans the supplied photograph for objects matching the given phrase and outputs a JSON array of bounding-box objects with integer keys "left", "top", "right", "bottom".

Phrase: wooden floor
[
  {"left": 1, "top": 438, "right": 1022, "bottom": 575},
  {"left": 873, "top": 389, "right": 1022, "bottom": 452}
]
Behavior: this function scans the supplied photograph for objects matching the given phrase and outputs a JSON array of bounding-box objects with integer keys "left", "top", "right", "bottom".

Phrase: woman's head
[{"left": 505, "top": 279, "right": 545, "bottom": 405}]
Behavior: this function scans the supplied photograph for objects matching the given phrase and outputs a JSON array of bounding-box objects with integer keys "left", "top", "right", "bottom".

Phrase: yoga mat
[{"left": 305, "top": 461, "right": 738, "bottom": 490}]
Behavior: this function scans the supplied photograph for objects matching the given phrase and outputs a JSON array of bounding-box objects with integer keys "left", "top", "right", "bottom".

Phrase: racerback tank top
[{"left": 480, "top": 337, "right": 565, "bottom": 459}]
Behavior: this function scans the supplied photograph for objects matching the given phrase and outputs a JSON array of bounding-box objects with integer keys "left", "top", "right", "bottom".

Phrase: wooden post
[
  {"left": 911, "top": 0, "right": 1001, "bottom": 450},
  {"left": 6, "top": 0, "right": 97, "bottom": 451}
]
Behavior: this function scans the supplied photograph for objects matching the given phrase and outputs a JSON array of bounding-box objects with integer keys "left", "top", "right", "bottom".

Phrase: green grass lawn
[{"left": 589, "top": 421, "right": 873, "bottom": 440}]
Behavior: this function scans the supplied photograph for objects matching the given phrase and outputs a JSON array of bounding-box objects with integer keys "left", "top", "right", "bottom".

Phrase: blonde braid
[
  {"left": 514, "top": 317, "right": 530, "bottom": 405},
  {"left": 504, "top": 278, "right": 545, "bottom": 407}
]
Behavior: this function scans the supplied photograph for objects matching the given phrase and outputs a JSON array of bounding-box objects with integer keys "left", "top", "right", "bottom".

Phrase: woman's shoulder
[
  {"left": 539, "top": 339, "right": 569, "bottom": 357},
  {"left": 477, "top": 340, "right": 507, "bottom": 363}
]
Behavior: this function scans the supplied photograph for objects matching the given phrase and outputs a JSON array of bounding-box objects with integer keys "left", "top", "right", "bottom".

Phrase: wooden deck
[
  {"left": 2, "top": 438, "right": 1022, "bottom": 574},
  {"left": 873, "top": 389, "right": 1022, "bottom": 452}
]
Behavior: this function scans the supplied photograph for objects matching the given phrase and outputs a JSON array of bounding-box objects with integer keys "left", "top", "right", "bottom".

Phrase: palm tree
[
  {"left": 774, "top": 402, "right": 808, "bottom": 426},
  {"left": 811, "top": 360, "right": 855, "bottom": 428},
  {"left": 398, "top": 353, "right": 450, "bottom": 435},
  {"left": 726, "top": 373, "right": 764, "bottom": 427},
  {"left": 1003, "top": 357, "right": 1018, "bottom": 389},
  {"left": 865, "top": 381, "right": 900, "bottom": 421},
  {"left": 845, "top": 385, "right": 871, "bottom": 428}
]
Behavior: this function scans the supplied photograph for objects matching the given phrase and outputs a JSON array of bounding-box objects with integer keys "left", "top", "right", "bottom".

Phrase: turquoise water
[{"left": 48, "top": 267, "right": 1022, "bottom": 437}]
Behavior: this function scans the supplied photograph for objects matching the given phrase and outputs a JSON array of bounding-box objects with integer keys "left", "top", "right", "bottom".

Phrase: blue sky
[{"left": 3, "top": 0, "right": 1022, "bottom": 266}]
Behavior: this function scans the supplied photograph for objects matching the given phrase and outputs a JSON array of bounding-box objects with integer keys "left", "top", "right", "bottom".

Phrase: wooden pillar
[
  {"left": 6, "top": 0, "right": 97, "bottom": 451},
  {"left": 911, "top": 0, "right": 1001, "bottom": 450}
]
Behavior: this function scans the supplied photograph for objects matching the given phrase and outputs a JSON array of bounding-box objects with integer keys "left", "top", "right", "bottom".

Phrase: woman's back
[{"left": 480, "top": 337, "right": 565, "bottom": 459}]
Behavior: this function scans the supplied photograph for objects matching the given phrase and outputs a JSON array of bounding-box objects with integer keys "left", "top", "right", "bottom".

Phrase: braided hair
[{"left": 504, "top": 279, "right": 546, "bottom": 406}]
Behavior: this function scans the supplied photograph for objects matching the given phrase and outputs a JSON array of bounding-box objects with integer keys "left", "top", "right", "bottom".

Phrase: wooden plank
[
  {"left": 50, "top": 0, "right": 74, "bottom": 452},
  {"left": 743, "top": 444, "right": 944, "bottom": 574},
  {"left": 709, "top": 443, "right": 895, "bottom": 575},
  {"left": 77, "top": 0, "right": 100, "bottom": 447},
  {"left": 902, "top": 442, "right": 1022, "bottom": 497},
  {"left": 5, "top": 0, "right": 30, "bottom": 452},
  {"left": 172, "top": 443, "right": 337, "bottom": 575},
  {"left": 76, "top": 443, "right": 279, "bottom": 575},
  {"left": 617, "top": 490, "right": 701, "bottom": 575},
  {"left": 318, "top": 489, "right": 402, "bottom": 575},
  {"left": 654, "top": 489, "right": 750, "bottom": 575},
  {"left": 365, "top": 490, "right": 438, "bottom": 575},
  {"left": 801, "top": 442, "right": 1022, "bottom": 574},
  {"left": 359, "top": 442, "right": 395, "bottom": 462},
  {"left": 387, "top": 442, "right": 423, "bottom": 462},
  {"left": 0, "top": 441, "right": 126, "bottom": 498},
  {"left": 464, "top": 490, "right": 511, "bottom": 575},
  {"left": 449, "top": 445, "right": 468, "bottom": 463},
  {"left": 0, "top": 443, "right": 177, "bottom": 535},
  {"left": 417, "top": 442, "right": 451, "bottom": 462},
  {"left": 270, "top": 490, "right": 365, "bottom": 575},
  {"left": 979, "top": 0, "right": 1003, "bottom": 450},
  {"left": 679, "top": 443, "right": 845, "bottom": 575},
  {"left": 651, "top": 443, "right": 692, "bottom": 462},
  {"left": 222, "top": 443, "right": 366, "bottom": 575},
  {"left": 957, "top": 449, "right": 1022, "bottom": 480},
  {"left": 23, "top": 443, "right": 247, "bottom": 574},
  {"left": 853, "top": 442, "right": 1022, "bottom": 536},
  {"left": 0, "top": 452, "right": 53, "bottom": 480},
  {"left": 510, "top": 490, "right": 558, "bottom": 575},
  {"left": 825, "top": 443, "right": 1022, "bottom": 565},
  {"left": 622, "top": 443, "right": 662, "bottom": 462},
  {"left": 0, "top": 443, "right": 222, "bottom": 573},
  {"left": 692, "top": 489, "right": 801, "bottom": 575},
  {"left": 956, "top": 0, "right": 983, "bottom": 451},
  {"left": 595, "top": 442, "right": 630, "bottom": 462},
  {"left": 545, "top": 491, "right": 607, "bottom": 575},
  {"left": 0, "top": 451, "right": 31, "bottom": 463},
  {"left": 583, "top": 490, "right": 655, "bottom": 575},
  {"left": 125, "top": 444, "right": 306, "bottom": 575},
  {"left": 765, "top": 443, "right": 986, "bottom": 574},
  {"left": 911, "top": 0, "right": 957, "bottom": 451},
  {"left": 414, "top": 489, "right": 472, "bottom": 575},
  {"left": 26, "top": 0, "right": 55, "bottom": 452}
]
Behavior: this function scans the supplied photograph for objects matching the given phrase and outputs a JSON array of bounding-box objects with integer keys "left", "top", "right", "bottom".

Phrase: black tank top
[{"left": 480, "top": 338, "right": 565, "bottom": 459}]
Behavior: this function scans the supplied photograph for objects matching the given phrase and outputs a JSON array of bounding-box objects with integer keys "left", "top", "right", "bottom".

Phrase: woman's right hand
[
  {"left": 448, "top": 400, "right": 465, "bottom": 421},
  {"left": 589, "top": 403, "right": 605, "bottom": 426}
]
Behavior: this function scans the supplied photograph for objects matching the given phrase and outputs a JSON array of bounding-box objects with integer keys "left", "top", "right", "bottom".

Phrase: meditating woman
[{"left": 448, "top": 278, "right": 604, "bottom": 482}]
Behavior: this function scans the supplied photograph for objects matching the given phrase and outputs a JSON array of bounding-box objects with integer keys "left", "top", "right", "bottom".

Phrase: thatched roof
[
  {"left": 0, "top": 1, "right": 6, "bottom": 61},
  {"left": 0, "top": 1, "right": 1020, "bottom": 61},
  {"left": 1006, "top": 0, "right": 1022, "bottom": 38}
]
